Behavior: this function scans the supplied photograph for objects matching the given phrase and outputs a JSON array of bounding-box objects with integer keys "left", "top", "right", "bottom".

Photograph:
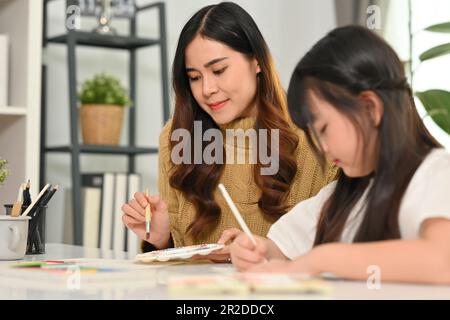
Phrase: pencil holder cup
[{"left": 4, "top": 204, "right": 47, "bottom": 254}]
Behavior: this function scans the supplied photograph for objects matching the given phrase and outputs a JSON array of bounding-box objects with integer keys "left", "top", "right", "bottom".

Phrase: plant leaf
[
  {"left": 416, "top": 90, "right": 450, "bottom": 135},
  {"left": 78, "top": 73, "right": 131, "bottom": 107},
  {"left": 419, "top": 43, "right": 450, "bottom": 62},
  {"left": 425, "top": 22, "right": 450, "bottom": 33}
]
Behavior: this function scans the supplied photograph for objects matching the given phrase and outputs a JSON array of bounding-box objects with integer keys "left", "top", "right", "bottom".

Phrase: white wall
[{"left": 44, "top": 0, "right": 337, "bottom": 243}]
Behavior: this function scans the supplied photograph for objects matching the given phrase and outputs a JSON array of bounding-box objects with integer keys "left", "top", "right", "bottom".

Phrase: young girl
[
  {"left": 121, "top": 2, "right": 336, "bottom": 261},
  {"left": 228, "top": 25, "right": 450, "bottom": 284}
]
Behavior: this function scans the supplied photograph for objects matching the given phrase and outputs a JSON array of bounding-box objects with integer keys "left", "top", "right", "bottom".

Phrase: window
[{"left": 384, "top": 0, "right": 450, "bottom": 150}]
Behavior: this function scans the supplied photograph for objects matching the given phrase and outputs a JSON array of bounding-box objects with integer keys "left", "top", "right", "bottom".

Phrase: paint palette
[{"left": 135, "top": 243, "right": 225, "bottom": 262}]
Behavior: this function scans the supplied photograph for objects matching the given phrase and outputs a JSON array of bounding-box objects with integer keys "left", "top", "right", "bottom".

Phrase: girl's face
[
  {"left": 185, "top": 35, "right": 261, "bottom": 125},
  {"left": 308, "top": 90, "right": 379, "bottom": 177}
]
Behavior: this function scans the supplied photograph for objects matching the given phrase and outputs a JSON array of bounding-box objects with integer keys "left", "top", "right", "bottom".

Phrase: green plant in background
[
  {"left": 78, "top": 73, "right": 132, "bottom": 107},
  {"left": 0, "top": 158, "right": 10, "bottom": 185},
  {"left": 415, "top": 21, "right": 450, "bottom": 135}
]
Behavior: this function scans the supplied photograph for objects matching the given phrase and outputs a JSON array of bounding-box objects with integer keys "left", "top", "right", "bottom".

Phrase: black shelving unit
[{"left": 40, "top": 0, "right": 170, "bottom": 245}]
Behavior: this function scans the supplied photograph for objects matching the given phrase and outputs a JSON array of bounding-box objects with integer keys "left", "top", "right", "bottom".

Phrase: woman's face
[
  {"left": 185, "top": 35, "right": 261, "bottom": 125},
  {"left": 308, "top": 90, "right": 379, "bottom": 177}
]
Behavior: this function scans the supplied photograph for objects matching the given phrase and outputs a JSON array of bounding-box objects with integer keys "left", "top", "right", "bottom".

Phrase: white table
[{"left": 0, "top": 243, "right": 449, "bottom": 300}]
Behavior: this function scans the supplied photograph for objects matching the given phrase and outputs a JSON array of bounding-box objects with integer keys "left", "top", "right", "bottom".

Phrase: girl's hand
[
  {"left": 230, "top": 233, "right": 268, "bottom": 271},
  {"left": 121, "top": 192, "right": 171, "bottom": 249},
  {"left": 192, "top": 228, "right": 242, "bottom": 263}
]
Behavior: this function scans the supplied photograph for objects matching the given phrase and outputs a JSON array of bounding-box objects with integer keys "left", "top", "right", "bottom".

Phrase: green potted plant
[
  {"left": 413, "top": 22, "right": 450, "bottom": 135},
  {"left": 0, "top": 158, "right": 10, "bottom": 186},
  {"left": 78, "top": 73, "right": 132, "bottom": 145}
]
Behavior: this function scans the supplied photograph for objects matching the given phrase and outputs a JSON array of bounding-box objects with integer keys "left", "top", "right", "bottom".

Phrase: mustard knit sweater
[{"left": 145, "top": 117, "right": 337, "bottom": 250}]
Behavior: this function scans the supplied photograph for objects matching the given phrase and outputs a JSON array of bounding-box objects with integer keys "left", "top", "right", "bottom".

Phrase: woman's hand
[
  {"left": 192, "top": 228, "right": 242, "bottom": 263},
  {"left": 122, "top": 192, "right": 171, "bottom": 249},
  {"left": 229, "top": 233, "right": 269, "bottom": 271}
]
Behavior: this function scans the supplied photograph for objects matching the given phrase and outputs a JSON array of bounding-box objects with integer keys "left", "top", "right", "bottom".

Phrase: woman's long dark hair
[
  {"left": 170, "top": 2, "right": 298, "bottom": 239},
  {"left": 287, "top": 25, "right": 441, "bottom": 244}
]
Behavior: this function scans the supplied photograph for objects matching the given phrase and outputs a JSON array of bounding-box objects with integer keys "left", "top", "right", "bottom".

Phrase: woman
[{"left": 121, "top": 2, "right": 336, "bottom": 260}]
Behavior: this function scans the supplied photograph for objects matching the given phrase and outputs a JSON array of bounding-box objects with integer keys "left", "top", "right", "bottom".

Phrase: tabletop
[{"left": 0, "top": 243, "right": 449, "bottom": 300}]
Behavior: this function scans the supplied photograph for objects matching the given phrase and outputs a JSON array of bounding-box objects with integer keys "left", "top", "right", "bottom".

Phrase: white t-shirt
[{"left": 268, "top": 148, "right": 450, "bottom": 260}]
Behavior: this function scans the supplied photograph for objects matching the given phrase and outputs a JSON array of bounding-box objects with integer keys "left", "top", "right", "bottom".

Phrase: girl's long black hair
[{"left": 287, "top": 25, "right": 441, "bottom": 244}]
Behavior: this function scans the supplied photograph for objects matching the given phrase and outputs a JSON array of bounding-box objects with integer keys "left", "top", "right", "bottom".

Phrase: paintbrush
[{"left": 145, "top": 188, "right": 151, "bottom": 238}]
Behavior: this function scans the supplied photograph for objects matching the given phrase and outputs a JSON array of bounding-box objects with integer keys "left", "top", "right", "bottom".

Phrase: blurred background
[{"left": 1, "top": 0, "right": 449, "bottom": 249}]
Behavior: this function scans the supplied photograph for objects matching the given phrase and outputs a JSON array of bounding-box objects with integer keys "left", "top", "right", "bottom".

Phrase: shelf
[
  {"left": 46, "top": 31, "right": 160, "bottom": 50},
  {"left": 0, "top": 106, "right": 27, "bottom": 116},
  {"left": 41, "top": 1, "right": 170, "bottom": 246},
  {"left": 45, "top": 144, "right": 158, "bottom": 155},
  {"left": 0, "top": 0, "right": 42, "bottom": 212}
]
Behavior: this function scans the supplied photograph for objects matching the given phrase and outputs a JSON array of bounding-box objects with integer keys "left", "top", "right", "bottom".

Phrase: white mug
[{"left": 0, "top": 215, "right": 31, "bottom": 260}]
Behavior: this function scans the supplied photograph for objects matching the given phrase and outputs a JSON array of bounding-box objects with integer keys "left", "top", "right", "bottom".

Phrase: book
[
  {"left": 63, "top": 188, "right": 74, "bottom": 244},
  {"left": 168, "top": 274, "right": 249, "bottom": 296},
  {"left": 100, "top": 173, "right": 115, "bottom": 250},
  {"left": 63, "top": 172, "right": 139, "bottom": 251},
  {"left": 126, "top": 173, "right": 141, "bottom": 255},
  {"left": 112, "top": 173, "right": 127, "bottom": 252},
  {"left": 0, "top": 34, "right": 8, "bottom": 106},
  {"left": 167, "top": 273, "right": 333, "bottom": 297},
  {"left": 241, "top": 273, "right": 333, "bottom": 295},
  {"left": 81, "top": 174, "right": 103, "bottom": 248}
]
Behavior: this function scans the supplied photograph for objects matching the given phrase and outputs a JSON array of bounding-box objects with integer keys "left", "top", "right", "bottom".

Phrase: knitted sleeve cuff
[{"left": 141, "top": 234, "right": 174, "bottom": 253}]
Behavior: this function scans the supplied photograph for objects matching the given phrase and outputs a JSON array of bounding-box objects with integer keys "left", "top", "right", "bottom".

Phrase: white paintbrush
[
  {"left": 218, "top": 183, "right": 257, "bottom": 245},
  {"left": 145, "top": 188, "right": 151, "bottom": 238}
]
